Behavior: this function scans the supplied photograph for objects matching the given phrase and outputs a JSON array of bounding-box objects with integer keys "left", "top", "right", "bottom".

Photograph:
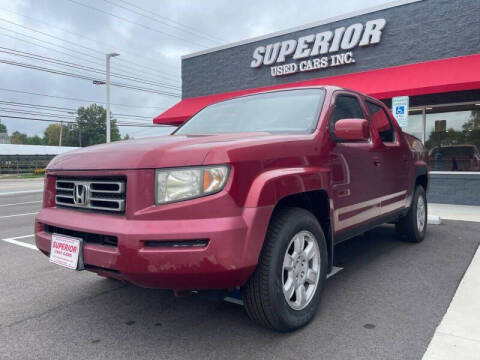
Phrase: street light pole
[{"left": 106, "top": 53, "right": 119, "bottom": 143}]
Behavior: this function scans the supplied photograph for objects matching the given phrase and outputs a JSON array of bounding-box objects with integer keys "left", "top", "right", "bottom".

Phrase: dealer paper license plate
[{"left": 49, "top": 234, "right": 82, "bottom": 270}]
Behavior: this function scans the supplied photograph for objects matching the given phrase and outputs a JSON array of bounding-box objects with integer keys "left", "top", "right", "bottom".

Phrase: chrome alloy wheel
[
  {"left": 417, "top": 195, "right": 426, "bottom": 233},
  {"left": 282, "top": 230, "right": 321, "bottom": 311}
]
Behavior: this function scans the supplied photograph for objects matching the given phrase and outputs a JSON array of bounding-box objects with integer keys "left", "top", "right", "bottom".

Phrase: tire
[
  {"left": 396, "top": 185, "right": 427, "bottom": 243},
  {"left": 242, "top": 207, "right": 328, "bottom": 332}
]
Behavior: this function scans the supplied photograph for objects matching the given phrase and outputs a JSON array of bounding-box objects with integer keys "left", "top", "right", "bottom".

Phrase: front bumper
[{"left": 35, "top": 205, "right": 272, "bottom": 290}]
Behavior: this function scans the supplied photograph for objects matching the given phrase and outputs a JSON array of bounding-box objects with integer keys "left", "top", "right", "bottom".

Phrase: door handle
[{"left": 373, "top": 158, "right": 381, "bottom": 167}]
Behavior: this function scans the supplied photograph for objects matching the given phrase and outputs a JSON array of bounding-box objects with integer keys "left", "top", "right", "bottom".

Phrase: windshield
[{"left": 174, "top": 88, "right": 325, "bottom": 135}]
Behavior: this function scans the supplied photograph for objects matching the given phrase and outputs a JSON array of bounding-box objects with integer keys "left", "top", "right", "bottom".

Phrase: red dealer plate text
[{"left": 49, "top": 234, "right": 81, "bottom": 270}]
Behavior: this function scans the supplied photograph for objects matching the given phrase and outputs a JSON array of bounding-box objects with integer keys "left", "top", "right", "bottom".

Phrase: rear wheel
[
  {"left": 396, "top": 185, "right": 427, "bottom": 242},
  {"left": 242, "top": 207, "right": 328, "bottom": 332}
]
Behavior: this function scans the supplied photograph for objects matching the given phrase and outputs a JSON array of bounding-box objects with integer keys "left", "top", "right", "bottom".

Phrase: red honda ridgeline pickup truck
[{"left": 35, "top": 86, "right": 428, "bottom": 331}]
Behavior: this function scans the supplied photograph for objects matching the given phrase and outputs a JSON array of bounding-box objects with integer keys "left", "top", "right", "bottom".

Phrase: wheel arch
[
  {"left": 415, "top": 166, "right": 429, "bottom": 191},
  {"left": 405, "top": 163, "right": 428, "bottom": 209},
  {"left": 269, "top": 190, "right": 333, "bottom": 273}
]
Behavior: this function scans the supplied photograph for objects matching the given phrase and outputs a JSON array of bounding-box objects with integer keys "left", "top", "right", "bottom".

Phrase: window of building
[
  {"left": 332, "top": 95, "right": 364, "bottom": 123},
  {"left": 425, "top": 108, "right": 480, "bottom": 171},
  {"left": 366, "top": 101, "right": 395, "bottom": 142},
  {"left": 404, "top": 110, "right": 423, "bottom": 141},
  {"left": 405, "top": 104, "right": 480, "bottom": 172}
]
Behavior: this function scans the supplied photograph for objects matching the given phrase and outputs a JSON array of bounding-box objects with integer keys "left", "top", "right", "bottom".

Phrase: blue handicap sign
[{"left": 396, "top": 106, "right": 405, "bottom": 115}]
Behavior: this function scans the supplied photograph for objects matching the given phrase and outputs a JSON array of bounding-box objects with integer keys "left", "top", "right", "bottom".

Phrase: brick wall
[
  {"left": 182, "top": 0, "right": 480, "bottom": 99},
  {"left": 428, "top": 173, "right": 480, "bottom": 205}
]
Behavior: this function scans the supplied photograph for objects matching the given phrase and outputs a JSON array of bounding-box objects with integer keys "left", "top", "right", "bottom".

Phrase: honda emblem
[{"left": 74, "top": 184, "right": 88, "bottom": 205}]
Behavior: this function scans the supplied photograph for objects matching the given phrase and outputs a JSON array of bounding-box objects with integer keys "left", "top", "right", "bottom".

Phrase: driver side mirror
[{"left": 333, "top": 118, "right": 369, "bottom": 142}]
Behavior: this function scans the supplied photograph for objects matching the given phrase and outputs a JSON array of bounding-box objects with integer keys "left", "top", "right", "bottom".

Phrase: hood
[{"left": 47, "top": 132, "right": 281, "bottom": 170}]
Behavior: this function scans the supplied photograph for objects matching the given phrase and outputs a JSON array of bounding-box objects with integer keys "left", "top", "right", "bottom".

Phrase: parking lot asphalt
[{"left": 1, "top": 185, "right": 479, "bottom": 360}]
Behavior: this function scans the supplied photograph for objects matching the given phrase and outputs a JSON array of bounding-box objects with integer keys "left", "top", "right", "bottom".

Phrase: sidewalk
[
  {"left": 423, "top": 245, "right": 480, "bottom": 359},
  {"left": 429, "top": 203, "right": 480, "bottom": 223},
  {"left": 423, "top": 203, "right": 480, "bottom": 359}
]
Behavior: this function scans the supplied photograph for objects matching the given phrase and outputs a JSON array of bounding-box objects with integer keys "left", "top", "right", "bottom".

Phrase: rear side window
[
  {"left": 366, "top": 101, "right": 395, "bottom": 143},
  {"left": 332, "top": 95, "right": 364, "bottom": 123}
]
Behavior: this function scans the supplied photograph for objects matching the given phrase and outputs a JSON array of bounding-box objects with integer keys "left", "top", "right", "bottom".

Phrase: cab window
[
  {"left": 366, "top": 101, "right": 395, "bottom": 143},
  {"left": 332, "top": 95, "right": 364, "bottom": 124}
]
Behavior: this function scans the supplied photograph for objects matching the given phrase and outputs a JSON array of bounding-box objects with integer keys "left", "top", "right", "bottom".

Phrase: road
[
  {"left": 0, "top": 178, "right": 44, "bottom": 195},
  {"left": 0, "top": 179, "right": 479, "bottom": 360}
]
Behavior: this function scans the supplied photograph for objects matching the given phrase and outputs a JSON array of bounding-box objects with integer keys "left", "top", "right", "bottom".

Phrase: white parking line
[
  {"left": 0, "top": 212, "right": 39, "bottom": 219},
  {"left": 0, "top": 200, "right": 42, "bottom": 208},
  {"left": 0, "top": 189, "right": 43, "bottom": 196},
  {"left": 0, "top": 234, "right": 38, "bottom": 251}
]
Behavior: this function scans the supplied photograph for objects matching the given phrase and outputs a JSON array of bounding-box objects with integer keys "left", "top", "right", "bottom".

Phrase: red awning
[{"left": 154, "top": 54, "right": 480, "bottom": 126}]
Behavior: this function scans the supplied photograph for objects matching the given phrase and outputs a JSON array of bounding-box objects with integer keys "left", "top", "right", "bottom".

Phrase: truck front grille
[{"left": 55, "top": 177, "right": 126, "bottom": 213}]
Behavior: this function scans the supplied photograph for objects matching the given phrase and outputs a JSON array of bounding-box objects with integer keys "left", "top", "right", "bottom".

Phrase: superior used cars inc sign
[{"left": 250, "top": 19, "right": 386, "bottom": 77}]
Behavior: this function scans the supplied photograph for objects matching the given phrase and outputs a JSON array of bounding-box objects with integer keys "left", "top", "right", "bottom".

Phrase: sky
[{"left": 0, "top": 0, "right": 388, "bottom": 140}]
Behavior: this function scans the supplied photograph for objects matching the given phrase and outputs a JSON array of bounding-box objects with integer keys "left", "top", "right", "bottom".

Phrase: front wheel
[
  {"left": 242, "top": 207, "right": 328, "bottom": 332},
  {"left": 396, "top": 185, "right": 427, "bottom": 242}
]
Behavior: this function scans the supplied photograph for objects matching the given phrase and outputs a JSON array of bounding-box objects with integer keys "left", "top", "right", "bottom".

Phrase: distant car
[{"left": 429, "top": 145, "right": 480, "bottom": 171}]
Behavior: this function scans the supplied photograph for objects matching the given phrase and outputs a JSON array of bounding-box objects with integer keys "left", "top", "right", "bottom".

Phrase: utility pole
[
  {"left": 59, "top": 121, "right": 63, "bottom": 147},
  {"left": 106, "top": 53, "right": 119, "bottom": 143}
]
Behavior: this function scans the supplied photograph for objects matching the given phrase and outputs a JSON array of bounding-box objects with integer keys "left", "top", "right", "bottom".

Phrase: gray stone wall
[
  {"left": 182, "top": 0, "right": 480, "bottom": 99},
  {"left": 428, "top": 173, "right": 480, "bottom": 205}
]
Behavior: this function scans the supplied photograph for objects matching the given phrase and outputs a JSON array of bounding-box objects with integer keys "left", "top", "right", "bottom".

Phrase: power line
[
  {"left": 0, "top": 26, "right": 176, "bottom": 83},
  {"left": 0, "top": 31, "right": 180, "bottom": 88},
  {"left": 0, "top": 47, "right": 181, "bottom": 90},
  {"left": 0, "top": 100, "right": 75, "bottom": 113},
  {"left": 116, "top": 0, "right": 225, "bottom": 43},
  {"left": 102, "top": 0, "right": 225, "bottom": 44},
  {"left": 0, "top": 6, "right": 181, "bottom": 73},
  {"left": 0, "top": 47, "right": 180, "bottom": 90},
  {"left": 0, "top": 19, "right": 180, "bottom": 82},
  {"left": 0, "top": 108, "right": 152, "bottom": 124},
  {"left": 0, "top": 58, "right": 181, "bottom": 97},
  {"left": 0, "top": 16, "right": 181, "bottom": 80},
  {"left": 0, "top": 107, "right": 77, "bottom": 119},
  {"left": 0, "top": 87, "right": 174, "bottom": 110},
  {"left": 0, "top": 100, "right": 157, "bottom": 119},
  {"left": 0, "top": 105, "right": 155, "bottom": 123},
  {"left": 64, "top": 0, "right": 213, "bottom": 48},
  {"left": 0, "top": 114, "right": 168, "bottom": 127},
  {"left": 0, "top": 30, "right": 173, "bottom": 84}
]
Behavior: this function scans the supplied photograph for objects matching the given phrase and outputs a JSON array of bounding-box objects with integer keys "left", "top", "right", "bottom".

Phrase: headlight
[{"left": 155, "top": 165, "right": 229, "bottom": 204}]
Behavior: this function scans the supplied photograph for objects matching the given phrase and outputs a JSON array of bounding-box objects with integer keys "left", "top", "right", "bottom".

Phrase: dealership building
[{"left": 155, "top": 0, "right": 480, "bottom": 205}]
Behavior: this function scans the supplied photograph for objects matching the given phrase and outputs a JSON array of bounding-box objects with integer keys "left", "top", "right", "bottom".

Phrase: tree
[
  {"left": 43, "top": 123, "right": 70, "bottom": 146},
  {"left": 123, "top": 134, "right": 131, "bottom": 140},
  {"left": 10, "top": 131, "right": 29, "bottom": 144},
  {"left": 463, "top": 110, "right": 480, "bottom": 131},
  {"left": 69, "top": 104, "right": 121, "bottom": 147},
  {"left": 28, "top": 135, "right": 43, "bottom": 145},
  {"left": 3, "top": 104, "right": 123, "bottom": 147},
  {"left": 463, "top": 110, "right": 480, "bottom": 149},
  {"left": 425, "top": 110, "right": 480, "bottom": 150},
  {"left": 0, "top": 120, "right": 6, "bottom": 134}
]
